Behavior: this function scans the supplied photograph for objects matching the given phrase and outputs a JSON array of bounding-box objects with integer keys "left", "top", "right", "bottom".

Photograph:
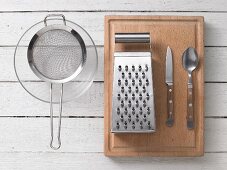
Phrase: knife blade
[{"left": 165, "top": 46, "right": 174, "bottom": 127}]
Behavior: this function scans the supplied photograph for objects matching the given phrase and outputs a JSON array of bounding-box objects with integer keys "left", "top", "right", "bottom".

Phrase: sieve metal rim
[
  {"left": 27, "top": 24, "right": 87, "bottom": 84},
  {"left": 14, "top": 18, "right": 98, "bottom": 103}
]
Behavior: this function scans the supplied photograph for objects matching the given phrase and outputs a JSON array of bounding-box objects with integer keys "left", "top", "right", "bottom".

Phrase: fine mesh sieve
[
  {"left": 27, "top": 15, "right": 87, "bottom": 150},
  {"left": 13, "top": 14, "right": 99, "bottom": 150}
]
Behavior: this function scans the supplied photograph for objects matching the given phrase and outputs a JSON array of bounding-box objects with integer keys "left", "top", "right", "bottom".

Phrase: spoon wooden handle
[{"left": 187, "top": 84, "right": 194, "bottom": 129}]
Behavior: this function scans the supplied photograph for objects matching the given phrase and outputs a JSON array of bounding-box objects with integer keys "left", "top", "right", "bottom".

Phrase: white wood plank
[
  {"left": 0, "top": 82, "right": 226, "bottom": 117},
  {"left": 0, "top": 118, "right": 225, "bottom": 152},
  {"left": 0, "top": 82, "right": 103, "bottom": 117},
  {"left": 0, "top": 0, "right": 227, "bottom": 12},
  {"left": 1, "top": 47, "right": 226, "bottom": 82},
  {"left": 205, "top": 83, "right": 227, "bottom": 117},
  {"left": 0, "top": 12, "right": 226, "bottom": 46},
  {"left": 0, "top": 153, "right": 226, "bottom": 170},
  {"left": 205, "top": 47, "right": 227, "bottom": 82}
]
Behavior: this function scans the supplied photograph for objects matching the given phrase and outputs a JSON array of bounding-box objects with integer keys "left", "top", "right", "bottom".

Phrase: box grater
[{"left": 111, "top": 33, "right": 156, "bottom": 133}]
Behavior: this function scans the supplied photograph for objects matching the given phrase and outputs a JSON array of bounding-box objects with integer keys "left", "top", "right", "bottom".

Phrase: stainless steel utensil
[
  {"left": 111, "top": 33, "right": 155, "bottom": 133},
  {"left": 182, "top": 47, "right": 199, "bottom": 130},
  {"left": 27, "top": 14, "right": 86, "bottom": 149},
  {"left": 14, "top": 14, "right": 98, "bottom": 150},
  {"left": 165, "top": 46, "right": 174, "bottom": 127}
]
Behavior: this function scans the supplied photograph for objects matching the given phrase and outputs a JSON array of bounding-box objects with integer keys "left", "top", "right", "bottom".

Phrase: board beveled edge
[{"left": 104, "top": 15, "right": 204, "bottom": 157}]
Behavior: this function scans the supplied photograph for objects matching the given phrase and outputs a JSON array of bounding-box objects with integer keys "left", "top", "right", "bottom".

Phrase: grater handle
[{"left": 115, "top": 33, "right": 150, "bottom": 43}]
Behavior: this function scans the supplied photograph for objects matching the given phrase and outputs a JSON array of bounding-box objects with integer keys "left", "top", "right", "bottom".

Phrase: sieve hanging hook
[{"left": 44, "top": 14, "right": 66, "bottom": 26}]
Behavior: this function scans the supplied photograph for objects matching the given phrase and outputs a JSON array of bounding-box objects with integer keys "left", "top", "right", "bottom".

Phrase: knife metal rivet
[
  {"left": 189, "top": 103, "right": 192, "bottom": 107},
  {"left": 169, "top": 89, "right": 172, "bottom": 92},
  {"left": 169, "top": 100, "right": 172, "bottom": 104}
]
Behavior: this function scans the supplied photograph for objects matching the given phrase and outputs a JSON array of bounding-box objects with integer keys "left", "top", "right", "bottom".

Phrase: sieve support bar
[{"left": 115, "top": 33, "right": 150, "bottom": 43}]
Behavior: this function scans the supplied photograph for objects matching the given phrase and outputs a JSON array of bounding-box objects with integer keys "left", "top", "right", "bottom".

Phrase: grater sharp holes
[
  {"left": 125, "top": 65, "right": 128, "bottom": 72},
  {"left": 142, "top": 86, "right": 146, "bottom": 93},
  {"left": 128, "top": 100, "right": 131, "bottom": 107},
  {"left": 142, "top": 72, "right": 145, "bottom": 79},
  {"left": 132, "top": 65, "right": 135, "bottom": 71},
  {"left": 118, "top": 65, "right": 122, "bottom": 71},
  {"left": 128, "top": 86, "right": 132, "bottom": 93},
  {"left": 128, "top": 72, "right": 132, "bottom": 79},
  {"left": 146, "top": 93, "right": 149, "bottom": 100},
  {"left": 125, "top": 79, "right": 128, "bottom": 86},
  {"left": 135, "top": 72, "right": 139, "bottom": 78},
  {"left": 117, "top": 107, "right": 120, "bottom": 115},
  {"left": 146, "top": 79, "right": 149, "bottom": 86},
  {"left": 124, "top": 108, "right": 128, "bottom": 115},
  {"left": 135, "top": 86, "right": 139, "bottom": 93},
  {"left": 121, "top": 72, "right": 125, "bottom": 79},
  {"left": 139, "top": 79, "right": 142, "bottom": 86},
  {"left": 112, "top": 52, "right": 154, "bottom": 132},
  {"left": 145, "top": 64, "right": 148, "bottom": 72},
  {"left": 118, "top": 79, "right": 121, "bottom": 86},
  {"left": 138, "top": 65, "right": 142, "bottom": 71}
]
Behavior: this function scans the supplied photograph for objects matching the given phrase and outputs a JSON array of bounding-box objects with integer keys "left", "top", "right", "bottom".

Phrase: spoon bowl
[{"left": 182, "top": 47, "right": 199, "bottom": 74}]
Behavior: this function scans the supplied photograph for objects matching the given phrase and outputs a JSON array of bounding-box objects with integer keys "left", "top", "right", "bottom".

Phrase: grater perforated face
[{"left": 111, "top": 52, "right": 155, "bottom": 133}]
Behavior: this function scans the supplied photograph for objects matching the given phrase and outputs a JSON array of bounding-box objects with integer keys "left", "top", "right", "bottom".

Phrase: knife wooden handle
[
  {"left": 166, "top": 84, "right": 174, "bottom": 127},
  {"left": 187, "top": 85, "right": 194, "bottom": 130}
]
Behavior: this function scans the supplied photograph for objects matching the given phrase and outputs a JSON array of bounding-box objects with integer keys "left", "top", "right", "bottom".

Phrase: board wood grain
[{"left": 104, "top": 15, "right": 204, "bottom": 156}]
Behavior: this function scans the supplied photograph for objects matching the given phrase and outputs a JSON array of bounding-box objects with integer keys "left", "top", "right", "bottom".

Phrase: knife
[{"left": 165, "top": 46, "right": 174, "bottom": 127}]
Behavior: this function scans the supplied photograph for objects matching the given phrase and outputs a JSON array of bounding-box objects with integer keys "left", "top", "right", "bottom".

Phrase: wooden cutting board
[{"left": 104, "top": 15, "right": 204, "bottom": 156}]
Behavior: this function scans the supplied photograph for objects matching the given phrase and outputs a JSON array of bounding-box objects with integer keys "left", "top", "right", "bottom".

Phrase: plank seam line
[
  {"left": 0, "top": 45, "right": 227, "bottom": 48},
  {"left": 0, "top": 151, "right": 224, "bottom": 154},
  {"left": 0, "top": 81, "right": 225, "bottom": 83},
  {"left": 0, "top": 10, "right": 227, "bottom": 13},
  {"left": 0, "top": 116, "right": 104, "bottom": 118},
  {"left": 0, "top": 116, "right": 225, "bottom": 119}
]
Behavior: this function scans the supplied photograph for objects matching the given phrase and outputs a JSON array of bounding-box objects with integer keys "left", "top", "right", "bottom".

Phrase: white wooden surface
[{"left": 0, "top": 1, "right": 227, "bottom": 170}]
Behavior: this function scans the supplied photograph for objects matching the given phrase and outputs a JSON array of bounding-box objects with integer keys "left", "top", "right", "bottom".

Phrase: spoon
[{"left": 182, "top": 47, "right": 199, "bottom": 130}]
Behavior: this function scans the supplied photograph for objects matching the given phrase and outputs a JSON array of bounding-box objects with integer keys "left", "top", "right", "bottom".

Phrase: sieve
[
  {"left": 14, "top": 14, "right": 98, "bottom": 150},
  {"left": 27, "top": 14, "right": 86, "bottom": 149}
]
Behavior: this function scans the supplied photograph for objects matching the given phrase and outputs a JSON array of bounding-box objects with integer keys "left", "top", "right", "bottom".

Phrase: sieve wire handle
[
  {"left": 44, "top": 14, "right": 66, "bottom": 26},
  {"left": 50, "top": 83, "right": 63, "bottom": 150}
]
